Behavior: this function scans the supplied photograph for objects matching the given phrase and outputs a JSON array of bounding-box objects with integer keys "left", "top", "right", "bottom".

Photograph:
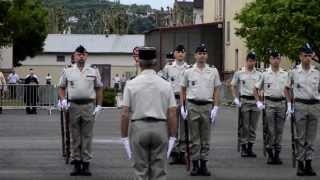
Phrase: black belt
[
  {"left": 240, "top": 95, "right": 255, "bottom": 100},
  {"left": 132, "top": 117, "right": 166, "bottom": 122},
  {"left": 174, "top": 94, "right": 180, "bottom": 99},
  {"left": 188, "top": 99, "right": 212, "bottom": 105},
  {"left": 295, "top": 98, "right": 320, "bottom": 105},
  {"left": 69, "top": 99, "right": 94, "bottom": 105},
  {"left": 265, "top": 96, "right": 285, "bottom": 102}
]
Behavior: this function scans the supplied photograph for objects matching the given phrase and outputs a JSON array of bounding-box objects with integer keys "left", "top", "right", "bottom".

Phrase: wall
[{"left": 0, "top": 47, "right": 13, "bottom": 69}]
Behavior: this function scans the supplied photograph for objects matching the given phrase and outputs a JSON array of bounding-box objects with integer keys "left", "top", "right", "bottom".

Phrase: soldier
[
  {"left": 162, "top": 45, "right": 190, "bottom": 164},
  {"left": 24, "top": 69, "right": 39, "bottom": 114},
  {"left": 180, "top": 44, "right": 221, "bottom": 176},
  {"left": 284, "top": 43, "right": 319, "bottom": 176},
  {"left": 0, "top": 70, "right": 6, "bottom": 114},
  {"left": 58, "top": 45, "right": 103, "bottom": 176},
  {"left": 231, "top": 52, "right": 262, "bottom": 158},
  {"left": 158, "top": 51, "right": 175, "bottom": 79},
  {"left": 254, "top": 50, "right": 288, "bottom": 164},
  {"left": 120, "top": 47, "right": 177, "bottom": 180}
]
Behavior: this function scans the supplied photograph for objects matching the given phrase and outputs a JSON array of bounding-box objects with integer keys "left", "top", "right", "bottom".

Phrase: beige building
[
  {"left": 15, "top": 34, "right": 144, "bottom": 87},
  {"left": 0, "top": 47, "right": 13, "bottom": 70},
  {"left": 204, "top": 0, "right": 254, "bottom": 75}
]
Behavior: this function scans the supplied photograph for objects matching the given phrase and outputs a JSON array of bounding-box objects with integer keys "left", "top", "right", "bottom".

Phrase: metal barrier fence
[{"left": 0, "top": 84, "right": 58, "bottom": 113}]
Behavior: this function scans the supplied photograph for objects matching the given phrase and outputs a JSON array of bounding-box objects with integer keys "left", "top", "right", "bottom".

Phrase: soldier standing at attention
[
  {"left": 58, "top": 45, "right": 103, "bottom": 176},
  {"left": 231, "top": 52, "right": 262, "bottom": 158},
  {"left": 162, "top": 45, "right": 190, "bottom": 164},
  {"left": 254, "top": 50, "right": 288, "bottom": 164},
  {"left": 120, "top": 47, "right": 177, "bottom": 180},
  {"left": 180, "top": 44, "right": 221, "bottom": 176},
  {"left": 284, "top": 43, "right": 319, "bottom": 176}
]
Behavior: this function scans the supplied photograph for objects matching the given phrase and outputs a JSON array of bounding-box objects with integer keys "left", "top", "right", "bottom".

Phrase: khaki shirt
[
  {"left": 255, "top": 67, "right": 288, "bottom": 98},
  {"left": 231, "top": 67, "right": 262, "bottom": 96},
  {"left": 162, "top": 61, "right": 189, "bottom": 94},
  {"left": 0, "top": 72, "right": 6, "bottom": 86},
  {"left": 58, "top": 64, "right": 103, "bottom": 100},
  {"left": 286, "top": 64, "right": 320, "bottom": 100},
  {"left": 123, "top": 69, "right": 176, "bottom": 120},
  {"left": 181, "top": 64, "right": 221, "bottom": 101}
]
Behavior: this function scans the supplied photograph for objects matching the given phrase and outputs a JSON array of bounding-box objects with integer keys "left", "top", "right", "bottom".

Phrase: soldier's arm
[
  {"left": 121, "top": 106, "right": 130, "bottom": 137},
  {"left": 230, "top": 72, "right": 239, "bottom": 98},
  {"left": 284, "top": 72, "right": 293, "bottom": 102},
  {"left": 95, "top": 88, "right": 103, "bottom": 106},
  {"left": 168, "top": 107, "right": 177, "bottom": 137},
  {"left": 213, "top": 87, "right": 220, "bottom": 106},
  {"left": 180, "top": 86, "right": 187, "bottom": 105},
  {"left": 58, "top": 70, "right": 67, "bottom": 100}
]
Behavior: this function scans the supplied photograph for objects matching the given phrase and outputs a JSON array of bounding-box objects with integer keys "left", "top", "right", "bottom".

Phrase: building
[
  {"left": 173, "top": 0, "right": 194, "bottom": 26},
  {"left": 0, "top": 47, "right": 13, "bottom": 75},
  {"left": 204, "top": 0, "right": 254, "bottom": 77},
  {"left": 14, "top": 34, "right": 144, "bottom": 87},
  {"left": 193, "top": 0, "right": 204, "bottom": 24}
]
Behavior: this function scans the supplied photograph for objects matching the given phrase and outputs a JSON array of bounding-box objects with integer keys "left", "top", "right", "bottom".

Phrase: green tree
[
  {"left": 0, "top": 0, "right": 11, "bottom": 47},
  {"left": 1, "top": 0, "right": 48, "bottom": 66},
  {"left": 235, "top": 0, "right": 320, "bottom": 62}
]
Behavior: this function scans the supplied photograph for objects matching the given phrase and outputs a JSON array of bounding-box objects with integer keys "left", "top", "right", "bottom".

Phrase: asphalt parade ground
[{"left": 0, "top": 107, "right": 319, "bottom": 180}]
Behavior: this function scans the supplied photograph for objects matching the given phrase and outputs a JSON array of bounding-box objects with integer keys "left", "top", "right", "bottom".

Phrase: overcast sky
[{"left": 119, "top": 0, "right": 193, "bottom": 10}]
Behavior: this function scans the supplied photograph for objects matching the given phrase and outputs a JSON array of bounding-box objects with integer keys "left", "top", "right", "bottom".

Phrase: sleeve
[
  {"left": 0, "top": 72, "right": 6, "bottom": 84},
  {"left": 168, "top": 86, "right": 177, "bottom": 108},
  {"left": 122, "top": 83, "right": 131, "bottom": 107},
  {"left": 255, "top": 73, "right": 264, "bottom": 89},
  {"left": 285, "top": 71, "right": 293, "bottom": 88},
  {"left": 58, "top": 70, "right": 67, "bottom": 88},
  {"left": 94, "top": 68, "right": 103, "bottom": 88},
  {"left": 162, "top": 65, "right": 169, "bottom": 80},
  {"left": 180, "top": 70, "right": 188, "bottom": 87},
  {"left": 213, "top": 69, "right": 222, "bottom": 87},
  {"left": 230, "top": 71, "right": 239, "bottom": 86}
]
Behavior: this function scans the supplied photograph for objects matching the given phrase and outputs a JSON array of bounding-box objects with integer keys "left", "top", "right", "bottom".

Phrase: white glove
[
  {"left": 210, "top": 106, "right": 219, "bottom": 124},
  {"left": 57, "top": 99, "right": 69, "bottom": 110},
  {"left": 180, "top": 106, "right": 188, "bottom": 120},
  {"left": 121, "top": 137, "right": 132, "bottom": 160},
  {"left": 93, "top": 105, "right": 103, "bottom": 116},
  {"left": 167, "top": 137, "right": 176, "bottom": 159},
  {"left": 256, "top": 101, "right": 265, "bottom": 110},
  {"left": 286, "top": 102, "right": 294, "bottom": 116},
  {"left": 234, "top": 98, "right": 241, "bottom": 107}
]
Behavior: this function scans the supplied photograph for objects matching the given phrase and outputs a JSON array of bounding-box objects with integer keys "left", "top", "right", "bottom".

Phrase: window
[{"left": 57, "top": 55, "right": 65, "bottom": 62}]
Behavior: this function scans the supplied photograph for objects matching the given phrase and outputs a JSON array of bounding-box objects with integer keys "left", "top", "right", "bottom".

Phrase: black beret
[
  {"left": 166, "top": 51, "right": 174, "bottom": 59},
  {"left": 174, "top": 45, "right": 185, "bottom": 52},
  {"left": 75, "top": 45, "right": 87, "bottom": 53},
  {"left": 138, "top": 47, "right": 156, "bottom": 60},
  {"left": 195, "top": 44, "right": 208, "bottom": 53},
  {"left": 247, "top": 51, "right": 256, "bottom": 60},
  {"left": 269, "top": 49, "right": 280, "bottom": 58},
  {"left": 300, "top": 43, "right": 313, "bottom": 54}
]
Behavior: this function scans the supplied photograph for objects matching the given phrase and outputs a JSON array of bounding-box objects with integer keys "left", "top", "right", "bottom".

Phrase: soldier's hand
[
  {"left": 234, "top": 98, "right": 241, "bottom": 107},
  {"left": 167, "top": 137, "right": 176, "bottom": 159},
  {"left": 57, "top": 99, "right": 69, "bottom": 110},
  {"left": 256, "top": 101, "right": 265, "bottom": 110},
  {"left": 93, "top": 105, "right": 103, "bottom": 116},
  {"left": 121, "top": 137, "right": 132, "bottom": 160},
  {"left": 286, "top": 102, "right": 294, "bottom": 116},
  {"left": 210, "top": 106, "right": 219, "bottom": 124},
  {"left": 180, "top": 106, "right": 188, "bottom": 120}
]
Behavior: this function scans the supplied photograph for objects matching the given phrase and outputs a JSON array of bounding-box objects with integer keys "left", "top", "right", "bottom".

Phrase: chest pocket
[{"left": 85, "top": 74, "right": 96, "bottom": 81}]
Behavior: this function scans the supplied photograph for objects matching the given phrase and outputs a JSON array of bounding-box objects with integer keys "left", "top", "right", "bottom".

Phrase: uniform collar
[
  {"left": 266, "top": 67, "right": 284, "bottom": 73},
  {"left": 141, "top": 69, "right": 156, "bottom": 75},
  {"left": 172, "top": 60, "right": 187, "bottom": 68},
  {"left": 296, "top": 64, "right": 316, "bottom": 73},
  {"left": 240, "top": 66, "right": 256, "bottom": 73}
]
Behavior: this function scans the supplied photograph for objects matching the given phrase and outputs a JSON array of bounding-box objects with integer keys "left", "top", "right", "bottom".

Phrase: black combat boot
[
  {"left": 304, "top": 160, "right": 316, "bottom": 176},
  {"left": 70, "top": 160, "right": 82, "bottom": 176},
  {"left": 296, "top": 161, "right": 305, "bottom": 176},
  {"left": 199, "top": 160, "right": 211, "bottom": 176},
  {"left": 266, "top": 149, "right": 274, "bottom": 164},
  {"left": 241, "top": 144, "right": 248, "bottom": 157},
  {"left": 82, "top": 162, "right": 92, "bottom": 176},
  {"left": 247, "top": 142, "right": 257, "bottom": 158},
  {"left": 273, "top": 151, "right": 283, "bottom": 165},
  {"left": 190, "top": 160, "right": 200, "bottom": 176}
]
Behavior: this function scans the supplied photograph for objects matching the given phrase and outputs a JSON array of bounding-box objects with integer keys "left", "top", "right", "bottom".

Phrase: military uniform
[
  {"left": 58, "top": 45, "right": 103, "bottom": 176},
  {"left": 181, "top": 61, "right": 221, "bottom": 175},
  {"left": 123, "top": 47, "right": 176, "bottom": 180},
  {"left": 287, "top": 63, "right": 320, "bottom": 175},
  {"left": 231, "top": 66, "right": 262, "bottom": 157},
  {"left": 255, "top": 66, "right": 288, "bottom": 164},
  {"left": 162, "top": 59, "right": 189, "bottom": 163}
]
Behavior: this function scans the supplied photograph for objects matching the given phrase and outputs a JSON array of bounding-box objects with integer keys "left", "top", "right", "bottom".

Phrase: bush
[{"left": 102, "top": 88, "right": 117, "bottom": 107}]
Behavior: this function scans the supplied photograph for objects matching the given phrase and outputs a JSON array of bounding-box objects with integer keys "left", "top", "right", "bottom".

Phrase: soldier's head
[
  {"left": 299, "top": 43, "right": 313, "bottom": 65},
  {"left": 74, "top": 45, "right": 88, "bottom": 65},
  {"left": 166, "top": 51, "right": 175, "bottom": 65},
  {"left": 133, "top": 46, "right": 140, "bottom": 64},
  {"left": 194, "top": 44, "right": 208, "bottom": 65},
  {"left": 29, "top": 68, "right": 34, "bottom": 75},
  {"left": 174, "top": 45, "right": 186, "bottom": 61},
  {"left": 246, "top": 52, "right": 257, "bottom": 69},
  {"left": 138, "top": 47, "right": 157, "bottom": 70},
  {"left": 269, "top": 49, "right": 281, "bottom": 68}
]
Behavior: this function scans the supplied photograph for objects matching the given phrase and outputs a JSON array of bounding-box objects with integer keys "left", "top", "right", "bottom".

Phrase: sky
[{"left": 119, "top": 0, "right": 193, "bottom": 10}]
